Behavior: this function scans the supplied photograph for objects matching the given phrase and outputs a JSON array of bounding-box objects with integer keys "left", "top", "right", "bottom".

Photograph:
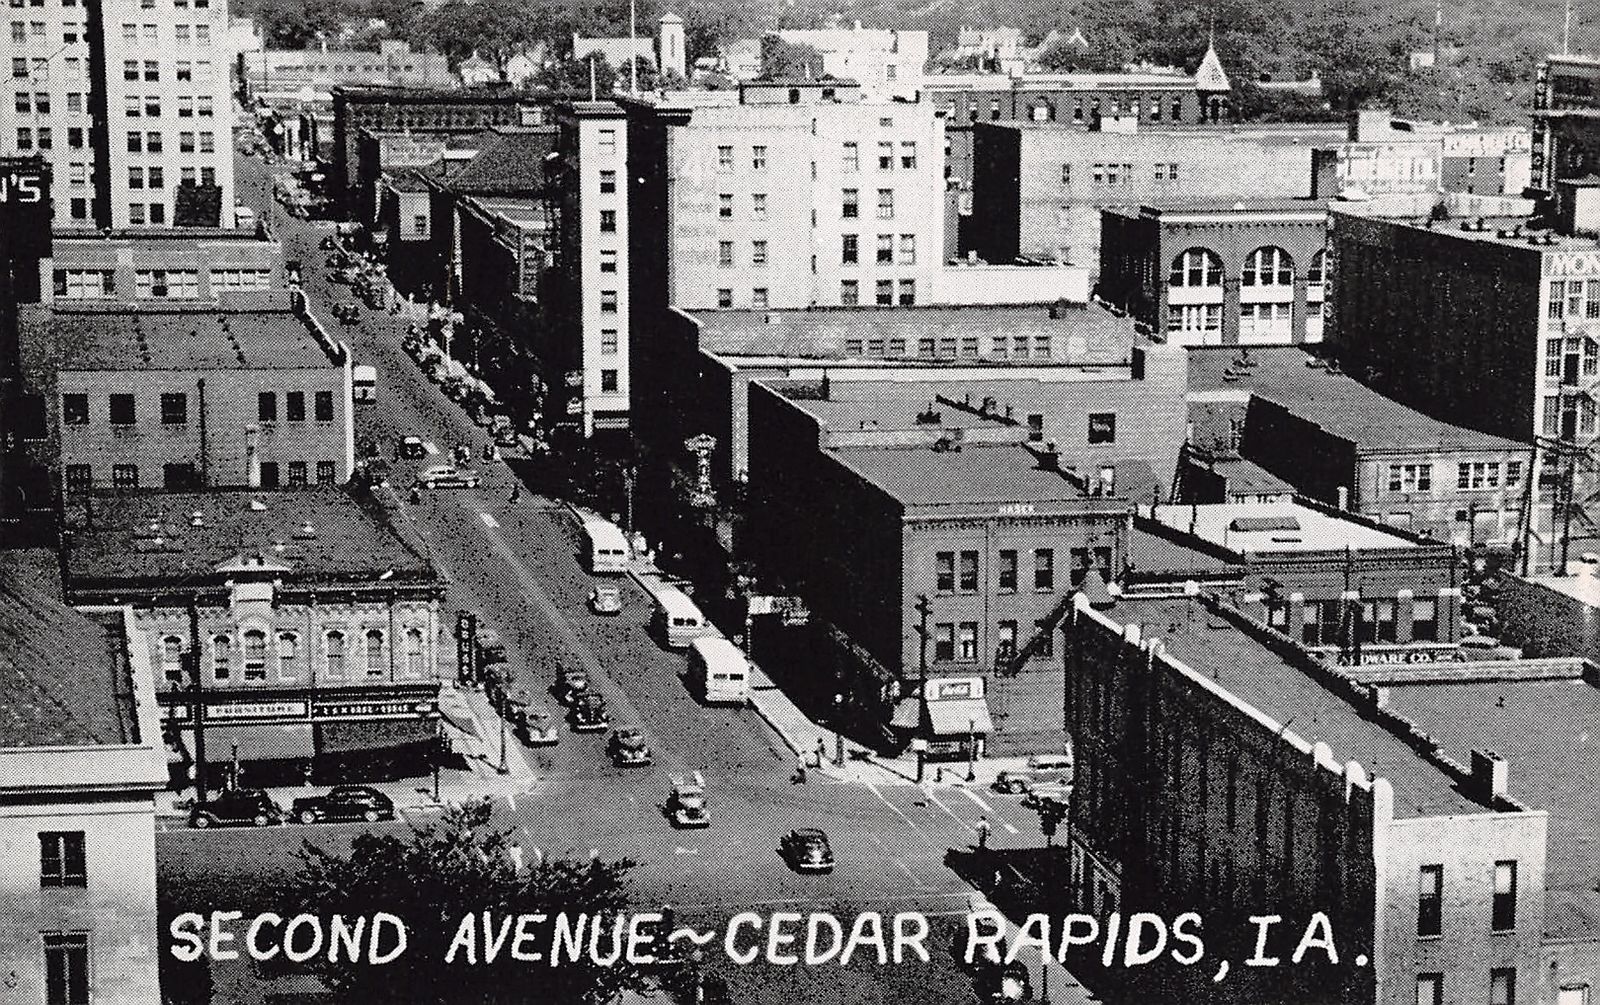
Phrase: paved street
[{"left": 156, "top": 152, "right": 1084, "bottom": 1002}]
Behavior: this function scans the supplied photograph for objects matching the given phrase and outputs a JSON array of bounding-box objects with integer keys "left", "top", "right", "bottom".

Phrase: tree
[
  {"left": 288, "top": 800, "right": 649, "bottom": 1004},
  {"left": 535, "top": 55, "right": 620, "bottom": 96},
  {"left": 257, "top": 0, "right": 344, "bottom": 49},
  {"left": 759, "top": 36, "right": 823, "bottom": 79},
  {"left": 416, "top": 0, "right": 535, "bottom": 76}
]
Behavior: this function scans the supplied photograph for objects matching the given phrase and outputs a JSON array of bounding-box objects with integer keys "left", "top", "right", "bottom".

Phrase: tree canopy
[{"left": 288, "top": 800, "right": 649, "bottom": 1005}]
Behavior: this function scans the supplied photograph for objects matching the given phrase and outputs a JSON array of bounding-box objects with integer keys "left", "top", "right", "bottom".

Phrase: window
[
  {"left": 958, "top": 623, "right": 979, "bottom": 661},
  {"left": 15, "top": 127, "right": 32, "bottom": 151},
  {"left": 412, "top": 213, "right": 427, "bottom": 235},
  {"left": 315, "top": 391, "right": 333, "bottom": 421},
  {"left": 840, "top": 280, "right": 859, "bottom": 306},
  {"left": 959, "top": 550, "right": 979, "bottom": 592},
  {"left": 1458, "top": 461, "right": 1502, "bottom": 489},
  {"left": 898, "top": 234, "right": 916, "bottom": 265},
  {"left": 64, "top": 464, "right": 91, "bottom": 493},
  {"left": 717, "top": 289, "right": 732, "bottom": 308},
  {"left": 934, "top": 623, "right": 955, "bottom": 661},
  {"left": 600, "top": 328, "right": 620, "bottom": 355},
  {"left": 751, "top": 193, "right": 766, "bottom": 219},
  {"left": 599, "top": 248, "right": 618, "bottom": 274},
  {"left": 127, "top": 130, "right": 142, "bottom": 153},
  {"left": 43, "top": 932, "right": 90, "bottom": 1005},
  {"left": 325, "top": 631, "right": 346, "bottom": 677},
  {"left": 879, "top": 141, "right": 894, "bottom": 170},
  {"left": 260, "top": 462, "right": 279, "bottom": 488},
  {"left": 717, "top": 145, "right": 733, "bottom": 171},
  {"left": 842, "top": 142, "right": 859, "bottom": 171},
  {"left": 1417, "top": 974, "right": 1442, "bottom": 1005},
  {"left": 176, "top": 59, "right": 191, "bottom": 81},
  {"left": 405, "top": 628, "right": 425, "bottom": 676},
  {"left": 1388, "top": 464, "right": 1431, "bottom": 493},
  {"left": 146, "top": 131, "right": 161, "bottom": 152},
  {"left": 148, "top": 167, "right": 164, "bottom": 189},
  {"left": 601, "top": 369, "right": 619, "bottom": 393},
  {"left": 898, "top": 280, "right": 916, "bottom": 306},
  {"left": 600, "top": 290, "right": 618, "bottom": 313},
  {"left": 877, "top": 234, "right": 894, "bottom": 264},
  {"left": 111, "top": 464, "right": 139, "bottom": 489},
  {"left": 1035, "top": 548, "right": 1054, "bottom": 591},
  {"left": 109, "top": 393, "right": 135, "bottom": 425},
  {"left": 842, "top": 188, "right": 859, "bottom": 218},
  {"left": 900, "top": 141, "right": 917, "bottom": 169},
  {"left": 314, "top": 460, "right": 335, "bottom": 485},
  {"left": 241, "top": 630, "right": 267, "bottom": 681},
  {"left": 876, "top": 188, "right": 894, "bottom": 219},
  {"left": 365, "top": 630, "right": 385, "bottom": 677},
  {"left": 1492, "top": 969, "right": 1516, "bottom": 1005},
  {"left": 751, "top": 240, "right": 768, "bottom": 266},
  {"left": 936, "top": 551, "right": 955, "bottom": 592},
  {"left": 1417, "top": 864, "right": 1442, "bottom": 936},
  {"left": 1170, "top": 248, "right": 1224, "bottom": 287},
  {"left": 40, "top": 832, "right": 86, "bottom": 887},
  {"left": 718, "top": 194, "right": 732, "bottom": 219},
  {"left": 258, "top": 391, "right": 276, "bottom": 422},
  {"left": 179, "top": 131, "right": 194, "bottom": 153},
  {"left": 211, "top": 634, "right": 230, "bottom": 681},
  {"left": 751, "top": 288, "right": 768, "bottom": 310},
  {"left": 160, "top": 392, "right": 187, "bottom": 425},
  {"left": 598, "top": 169, "right": 615, "bottom": 193},
  {"left": 276, "top": 391, "right": 302, "bottom": 422},
  {"left": 1307, "top": 250, "right": 1328, "bottom": 285},
  {"left": 1493, "top": 861, "right": 1517, "bottom": 931},
  {"left": 876, "top": 280, "right": 893, "bottom": 305},
  {"left": 752, "top": 145, "right": 767, "bottom": 169},
  {"left": 842, "top": 234, "right": 858, "bottom": 264},
  {"left": 998, "top": 550, "right": 1017, "bottom": 592},
  {"left": 1034, "top": 619, "right": 1054, "bottom": 657},
  {"left": 1243, "top": 247, "right": 1295, "bottom": 286},
  {"left": 62, "top": 393, "right": 89, "bottom": 425},
  {"left": 997, "top": 621, "right": 1017, "bottom": 660},
  {"left": 599, "top": 209, "right": 616, "bottom": 233},
  {"left": 1088, "top": 412, "right": 1116, "bottom": 445},
  {"left": 718, "top": 241, "right": 733, "bottom": 267}
]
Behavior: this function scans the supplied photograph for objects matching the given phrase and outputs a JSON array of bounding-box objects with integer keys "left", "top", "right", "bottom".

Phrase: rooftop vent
[
  {"left": 189, "top": 510, "right": 205, "bottom": 528},
  {"left": 1229, "top": 515, "right": 1300, "bottom": 533},
  {"left": 1037, "top": 440, "right": 1060, "bottom": 471},
  {"left": 1305, "top": 357, "right": 1326, "bottom": 368},
  {"left": 916, "top": 404, "right": 942, "bottom": 425},
  {"left": 1470, "top": 749, "right": 1509, "bottom": 801},
  {"left": 249, "top": 498, "right": 267, "bottom": 512},
  {"left": 294, "top": 520, "right": 317, "bottom": 539}
]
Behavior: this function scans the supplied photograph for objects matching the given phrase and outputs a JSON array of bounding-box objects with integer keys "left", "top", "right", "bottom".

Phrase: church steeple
[{"left": 1195, "top": 42, "right": 1232, "bottom": 93}]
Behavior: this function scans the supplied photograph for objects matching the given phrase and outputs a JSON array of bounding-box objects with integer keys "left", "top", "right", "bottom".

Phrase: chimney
[
  {"left": 1038, "top": 440, "right": 1060, "bottom": 471},
  {"left": 294, "top": 520, "right": 317, "bottom": 539},
  {"left": 1470, "top": 749, "right": 1509, "bottom": 801},
  {"left": 1336, "top": 485, "right": 1350, "bottom": 510}
]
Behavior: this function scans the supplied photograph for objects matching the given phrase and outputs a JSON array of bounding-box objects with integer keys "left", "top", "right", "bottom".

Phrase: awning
[
  {"left": 186, "top": 724, "right": 316, "bottom": 761},
  {"left": 890, "top": 697, "right": 921, "bottom": 730},
  {"left": 436, "top": 701, "right": 480, "bottom": 740},
  {"left": 924, "top": 698, "right": 995, "bottom": 737},
  {"left": 316, "top": 719, "right": 436, "bottom": 755}
]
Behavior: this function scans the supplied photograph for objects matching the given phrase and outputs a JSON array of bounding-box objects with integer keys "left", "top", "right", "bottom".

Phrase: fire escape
[{"left": 1527, "top": 325, "right": 1600, "bottom": 572}]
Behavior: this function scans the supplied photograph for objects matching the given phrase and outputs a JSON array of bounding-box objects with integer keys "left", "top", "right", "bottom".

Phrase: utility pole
[{"left": 188, "top": 594, "right": 209, "bottom": 804}]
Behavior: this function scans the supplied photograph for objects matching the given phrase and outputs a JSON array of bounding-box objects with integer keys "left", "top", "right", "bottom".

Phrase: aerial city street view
[{"left": 5, "top": 0, "right": 1600, "bottom": 1001}]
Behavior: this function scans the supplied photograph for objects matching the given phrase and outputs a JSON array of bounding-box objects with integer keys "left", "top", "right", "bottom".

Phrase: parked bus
[
  {"left": 688, "top": 636, "right": 750, "bottom": 705},
  {"left": 651, "top": 586, "right": 714, "bottom": 648},
  {"left": 583, "top": 518, "right": 630, "bottom": 574}
]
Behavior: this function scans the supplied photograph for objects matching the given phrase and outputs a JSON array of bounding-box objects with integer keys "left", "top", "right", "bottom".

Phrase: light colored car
[
  {"left": 589, "top": 585, "right": 623, "bottom": 615},
  {"left": 416, "top": 465, "right": 480, "bottom": 489},
  {"left": 991, "top": 752, "right": 1075, "bottom": 795},
  {"left": 523, "top": 711, "right": 559, "bottom": 747}
]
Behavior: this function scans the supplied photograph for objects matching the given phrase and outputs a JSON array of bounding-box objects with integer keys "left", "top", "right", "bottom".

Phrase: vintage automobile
[
  {"left": 292, "top": 785, "right": 395, "bottom": 825},
  {"left": 569, "top": 693, "right": 610, "bottom": 733},
  {"left": 398, "top": 435, "right": 427, "bottom": 460},
  {"left": 554, "top": 666, "right": 590, "bottom": 706},
  {"left": 188, "top": 789, "right": 283, "bottom": 829},
  {"left": 415, "top": 465, "right": 481, "bottom": 489},
  {"left": 779, "top": 828, "right": 835, "bottom": 873},
  {"left": 522, "top": 710, "right": 559, "bottom": 746},
  {"left": 667, "top": 773, "right": 709, "bottom": 828},
  {"left": 588, "top": 585, "right": 623, "bottom": 616},
  {"left": 608, "top": 728, "right": 652, "bottom": 767}
]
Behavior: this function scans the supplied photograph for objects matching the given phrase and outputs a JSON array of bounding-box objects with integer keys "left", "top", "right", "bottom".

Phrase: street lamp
[
  {"left": 833, "top": 692, "right": 844, "bottom": 766},
  {"left": 967, "top": 717, "right": 977, "bottom": 782},
  {"left": 496, "top": 709, "right": 509, "bottom": 775}
]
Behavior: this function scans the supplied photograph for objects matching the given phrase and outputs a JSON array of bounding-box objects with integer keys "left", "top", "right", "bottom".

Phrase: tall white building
[
  {"left": 2, "top": 0, "right": 236, "bottom": 227},
  {"left": 767, "top": 24, "right": 927, "bottom": 99}
]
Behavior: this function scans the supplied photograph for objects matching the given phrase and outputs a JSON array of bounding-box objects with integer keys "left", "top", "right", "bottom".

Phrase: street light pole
[
  {"left": 497, "top": 711, "right": 509, "bottom": 775},
  {"left": 833, "top": 692, "right": 844, "bottom": 766},
  {"left": 967, "top": 717, "right": 977, "bottom": 782}
]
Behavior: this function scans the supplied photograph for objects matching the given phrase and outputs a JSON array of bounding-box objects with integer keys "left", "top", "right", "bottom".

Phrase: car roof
[{"left": 792, "top": 827, "right": 827, "bottom": 839}]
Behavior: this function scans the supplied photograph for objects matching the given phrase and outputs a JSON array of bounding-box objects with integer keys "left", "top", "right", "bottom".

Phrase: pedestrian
[
  {"left": 508, "top": 841, "right": 525, "bottom": 874},
  {"left": 509, "top": 484, "right": 522, "bottom": 504},
  {"left": 975, "top": 815, "right": 991, "bottom": 850},
  {"left": 409, "top": 486, "right": 422, "bottom": 505}
]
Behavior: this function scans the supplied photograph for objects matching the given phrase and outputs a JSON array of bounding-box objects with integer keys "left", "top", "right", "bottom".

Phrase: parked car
[
  {"left": 292, "top": 785, "right": 395, "bottom": 825},
  {"left": 554, "top": 667, "right": 589, "bottom": 706},
  {"left": 779, "top": 828, "right": 834, "bottom": 873},
  {"left": 333, "top": 302, "right": 362, "bottom": 324},
  {"left": 523, "top": 711, "right": 559, "bottom": 746},
  {"left": 415, "top": 465, "right": 481, "bottom": 489},
  {"left": 1020, "top": 784, "right": 1072, "bottom": 810},
  {"left": 397, "top": 435, "right": 427, "bottom": 460},
  {"left": 589, "top": 586, "right": 623, "bottom": 616},
  {"left": 608, "top": 727, "right": 652, "bottom": 766},
  {"left": 569, "top": 692, "right": 610, "bottom": 732},
  {"left": 668, "top": 773, "right": 709, "bottom": 828},
  {"left": 189, "top": 788, "right": 283, "bottom": 828},
  {"left": 991, "top": 753, "right": 1075, "bottom": 796}
]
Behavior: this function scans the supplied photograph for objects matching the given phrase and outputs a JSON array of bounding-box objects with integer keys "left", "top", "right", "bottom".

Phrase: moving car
[
  {"left": 333, "top": 302, "right": 362, "bottom": 324},
  {"left": 188, "top": 788, "right": 283, "bottom": 828},
  {"left": 608, "top": 727, "right": 652, "bottom": 767},
  {"left": 588, "top": 585, "right": 623, "bottom": 616},
  {"left": 991, "top": 753, "right": 1075, "bottom": 796},
  {"left": 415, "top": 465, "right": 481, "bottom": 489},
  {"left": 779, "top": 828, "right": 834, "bottom": 873},
  {"left": 554, "top": 667, "right": 589, "bottom": 706},
  {"left": 523, "top": 711, "right": 559, "bottom": 746},
  {"left": 569, "top": 692, "right": 610, "bottom": 732},
  {"left": 1020, "top": 784, "right": 1072, "bottom": 811},
  {"left": 398, "top": 435, "right": 427, "bottom": 459},
  {"left": 292, "top": 785, "right": 396, "bottom": 825},
  {"left": 668, "top": 773, "right": 709, "bottom": 828}
]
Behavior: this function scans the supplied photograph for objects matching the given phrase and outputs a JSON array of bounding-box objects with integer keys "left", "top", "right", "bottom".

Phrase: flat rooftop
[
  {"left": 0, "top": 552, "right": 140, "bottom": 749},
  {"left": 1188, "top": 346, "right": 1526, "bottom": 453},
  {"left": 1387, "top": 676, "right": 1600, "bottom": 939},
  {"left": 1112, "top": 595, "right": 1486, "bottom": 819},
  {"left": 1143, "top": 499, "right": 1423, "bottom": 553},
  {"left": 64, "top": 488, "right": 435, "bottom": 587},
  {"left": 692, "top": 304, "right": 1140, "bottom": 362},
  {"left": 1332, "top": 207, "right": 1597, "bottom": 251},
  {"left": 1524, "top": 570, "right": 1600, "bottom": 607},
  {"left": 831, "top": 441, "right": 1155, "bottom": 510},
  {"left": 34, "top": 302, "right": 337, "bottom": 371},
  {"left": 1008, "top": 122, "right": 1345, "bottom": 145},
  {"left": 1114, "top": 197, "right": 1328, "bottom": 217}
]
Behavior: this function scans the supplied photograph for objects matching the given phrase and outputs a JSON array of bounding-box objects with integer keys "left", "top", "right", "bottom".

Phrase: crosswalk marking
[
  {"left": 423, "top": 441, "right": 439, "bottom": 455},
  {"left": 479, "top": 511, "right": 499, "bottom": 528},
  {"left": 1001, "top": 820, "right": 1020, "bottom": 834},
  {"left": 958, "top": 787, "right": 993, "bottom": 813}
]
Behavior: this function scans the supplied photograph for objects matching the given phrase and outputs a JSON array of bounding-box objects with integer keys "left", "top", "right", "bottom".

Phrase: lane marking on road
[
  {"left": 506, "top": 793, "right": 516, "bottom": 811},
  {"left": 673, "top": 846, "right": 699, "bottom": 855},
  {"left": 923, "top": 788, "right": 976, "bottom": 832},
  {"left": 479, "top": 511, "right": 499, "bottom": 529},
  {"left": 424, "top": 441, "right": 439, "bottom": 455},
  {"left": 865, "top": 781, "right": 941, "bottom": 850},
  {"left": 892, "top": 857, "right": 920, "bottom": 885},
  {"left": 958, "top": 788, "right": 993, "bottom": 813},
  {"left": 1001, "top": 820, "right": 1020, "bottom": 834}
]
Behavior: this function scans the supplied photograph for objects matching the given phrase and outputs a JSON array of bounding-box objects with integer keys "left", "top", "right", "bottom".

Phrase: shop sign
[
  {"left": 313, "top": 699, "right": 435, "bottom": 719},
  {"left": 1335, "top": 646, "right": 1458, "bottom": 666},
  {"left": 1550, "top": 252, "right": 1600, "bottom": 278}
]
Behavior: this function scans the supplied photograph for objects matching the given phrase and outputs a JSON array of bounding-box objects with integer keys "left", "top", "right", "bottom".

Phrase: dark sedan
[{"left": 291, "top": 785, "right": 396, "bottom": 824}]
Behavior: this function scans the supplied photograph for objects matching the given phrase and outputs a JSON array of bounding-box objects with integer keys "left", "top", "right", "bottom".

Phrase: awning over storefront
[
  {"left": 924, "top": 699, "right": 995, "bottom": 737},
  {"left": 187, "top": 724, "right": 317, "bottom": 761},
  {"left": 316, "top": 719, "right": 436, "bottom": 755}
]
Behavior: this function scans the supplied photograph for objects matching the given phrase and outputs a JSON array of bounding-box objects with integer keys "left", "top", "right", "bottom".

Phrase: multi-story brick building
[
  {"left": 1, "top": 0, "right": 235, "bottom": 227},
  {"left": 238, "top": 39, "right": 455, "bottom": 99},
  {"left": 1327, "top": 207, "right": 1600, "bottom": 571},
  {"left": 62, "top": 487, "right": 445, "bottom": 782},
  {"left": 37, "top": 225, "right": 283, "bottom": 304},
  {"left": 1182, "top": 345, "right": 1530, "bottom": 544},
  {"left": 1099, "top": 198, "right": 1331, "bottom": 345},
  {"left": 0, "top": 556, "right": 167, "bottom": 1005},
  {"left": 22, "top": 291, "right": 354, "bottom": 492},
  {"left": 1533, "top": 54, "right": 1600, "bottom": 194},
  {"left": 1058, "top": 589, "right": 1550, "bottom": 1005},
  {"left": 968, "top": 122, "right": 1338, "bottom": 270}
]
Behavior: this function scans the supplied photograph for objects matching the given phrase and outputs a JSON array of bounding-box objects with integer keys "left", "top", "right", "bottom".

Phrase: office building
[
  {"left": 0, "top": 555, "right": 167, "bottom": 1005},
  {"left": 239, "top": 39, "right": 455, "bottom": 98},
  {"left": 1534, "top": 54, "right": 1600, "bottom": 193},
  {"left": 765, "top": 23, "right": 928, "bottom": 99},
  {"left": 1099, "top": 198, "right": 1330, "bottom": 345},
  {"left": 2, "top": 0, "right": 236, "bottom": 227}
]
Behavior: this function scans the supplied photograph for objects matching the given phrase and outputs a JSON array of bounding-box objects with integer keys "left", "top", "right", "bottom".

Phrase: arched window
[
  {"left": 211, "top": 634, "right": 231, "bottom": 682},
  {"left": 161, "top": 635, "right": 185, "bottom": 684},
  {"left": 242, "top": 629, "right": 267, "bottom": 681},
  {"left": 1307, "top": 249, "right": 1329, "bottom": 286},
  {"left": 1242, "top": 247, "right": 1295, "bottom": 287},
  {"left": 277, "top": 632, "right": 300, "bottom": 682},
  {"left": 365, "top": 629, "right": 385, "bottom": 677},
  {"left": 1169, "top": 248, "right": 1223, "bottom": 287},
  {"left": 325, "top": 630, "right": 346, "bottom": 678},
  {"left": 405, "top": 628, "right": 426, "bottom": 678}
]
